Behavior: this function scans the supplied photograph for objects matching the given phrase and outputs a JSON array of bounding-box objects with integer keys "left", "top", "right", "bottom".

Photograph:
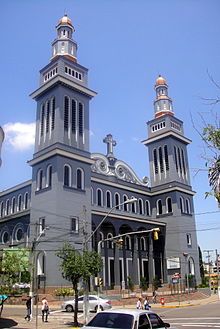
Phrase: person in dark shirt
[{"left": 25, "top": 296, "right": 32, "bottom": 321}]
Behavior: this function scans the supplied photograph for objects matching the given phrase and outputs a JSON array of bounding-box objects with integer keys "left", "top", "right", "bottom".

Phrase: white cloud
[{"left": 3, "top": 122, "right": 36, "bottom": 151}]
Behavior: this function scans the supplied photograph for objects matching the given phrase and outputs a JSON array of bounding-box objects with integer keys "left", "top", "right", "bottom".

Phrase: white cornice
[
  {"left": 92, "top": 210, "right": 166, "bottom": 226},
  {"left": 0, "top": 180, "right": 32, "bottom": 196},
  {"left": 28, "top": 149, "right": 94, "bottom": 166},
  {"left": 142, "top": 131, "right": 192, "bottom": 145},
  {"left": 30, "top": 75, "right": 97, "bottom": 99},
  {"left": 91, "top": 177, "right": 195, "bottom": 196}
]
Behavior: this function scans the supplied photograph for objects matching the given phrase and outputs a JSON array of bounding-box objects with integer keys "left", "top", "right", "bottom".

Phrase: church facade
[{"left": 0, "top": 15, "right": 200, "bottom": 292}]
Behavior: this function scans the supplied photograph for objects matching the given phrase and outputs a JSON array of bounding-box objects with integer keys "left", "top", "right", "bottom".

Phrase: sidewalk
[{"left": 0, "top": 294, "right": 219, "bottom": 329}]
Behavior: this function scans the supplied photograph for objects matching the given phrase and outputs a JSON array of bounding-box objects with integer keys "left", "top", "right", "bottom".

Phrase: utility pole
[
  {"left": 203, "top": 250, "right": 214, "bottom": 295},
  {"left": 216, "top": 249, "right": 220, "bottom": 299},
  {"left": 82, "top": 206, "right": 89, "bottom": 324}
]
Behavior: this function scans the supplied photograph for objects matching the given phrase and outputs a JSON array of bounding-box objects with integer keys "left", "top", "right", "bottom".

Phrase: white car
[
  {"left": 82, "top": 309, "right": 177, "bottom": 329},
  {"left": 12, "top": 283, "right": 30, "bottom": 289},
  {"left": 61, "top": 295, "right": 112, "bottom": 312}
]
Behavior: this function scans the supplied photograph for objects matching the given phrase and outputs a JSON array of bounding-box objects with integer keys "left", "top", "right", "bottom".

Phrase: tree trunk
[{"left": 73, "top": 283, "right": 78, "bottom": 325}]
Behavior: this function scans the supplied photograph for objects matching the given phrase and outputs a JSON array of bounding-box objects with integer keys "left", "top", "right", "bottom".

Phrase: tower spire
[
  {"left": 51, "top": 14, "right": 77, "bottom": 62},
  {"left": 154, "top": 75, "right": 174, "bottom": 119}
]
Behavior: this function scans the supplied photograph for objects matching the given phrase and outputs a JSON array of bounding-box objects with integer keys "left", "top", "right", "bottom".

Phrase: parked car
[
  {"left": 82, "top": 309, "right": 177, "bottom": 329},
  {"left": 61, "top": 295, "right": 112, "bottom": 312},
  {"left": 12, "top": 283, "right": 30, "bottom": 289}
]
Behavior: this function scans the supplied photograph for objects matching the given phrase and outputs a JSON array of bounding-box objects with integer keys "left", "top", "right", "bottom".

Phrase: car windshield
[{"left": 86, "top": 312, "right": 134, "bottom": 329}]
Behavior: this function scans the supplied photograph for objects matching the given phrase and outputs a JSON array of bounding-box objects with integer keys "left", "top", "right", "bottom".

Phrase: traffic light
[
  {"left": 98, "top": 278, "right": 103, "bottom": 287},
  {"left": 153, "top": 228, "right": 160, "bottom": 240},
  {"left": 117, "top": 238, "right": 123, "bottom": 249}
]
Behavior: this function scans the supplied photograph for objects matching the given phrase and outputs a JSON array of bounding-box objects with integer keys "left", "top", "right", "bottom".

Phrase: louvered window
[
  {"left": 78, "top": 102, "right": 84, "bottom": 136},
  {"left": 72, "top": 99, "right": 76, "bottom": 133},
  {"left": 64, "top": 96, "right": 69, "bottom": 130}
]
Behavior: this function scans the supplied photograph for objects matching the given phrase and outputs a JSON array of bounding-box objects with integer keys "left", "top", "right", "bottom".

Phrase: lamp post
[
  {"left": 86, "top": 197, "right": 138, "bottom": 245},
  {"left": 183, "top": 252, "right": 190, "bottom": 304}
]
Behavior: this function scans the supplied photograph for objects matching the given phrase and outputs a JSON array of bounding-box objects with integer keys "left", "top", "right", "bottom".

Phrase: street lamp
[
  {"left": 86, "top": 197, "right": 138, "bottom": 244},
  {"left": 183, "top": 252, "right": 190, "bottom": 304}
]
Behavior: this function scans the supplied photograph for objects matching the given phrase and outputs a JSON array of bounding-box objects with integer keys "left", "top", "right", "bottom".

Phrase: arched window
[
  {"left": 0, "top": 202, "right": 4, "bottom": 217},
  {"left": 24, "top": 193, "right": 28, "bottom": 210},
  {"left": 174, "top": 146, "right": 178, "bottom": 172},
  {"left": 185, "top": 198, "right": 191, "bottom": 214},
  {"left": 153, "top": 149, "right": 158, "bottom": 174},
  {"left": 5, "top": 199, "right": 10, "bottom": 216},
  {"left": 123, "top": 195, "right": 128, "bottom": 211},
  {"left": 91, "top": 188, "right": 94, "bottom": 205},
  {"left": 72, "top": 99, "right": 77, "bottom": 134},
  {"left": 131, "top": 197, "right": 136, "bottom": 213},
  {"left": 15, "top": 228, "right": 24, "bottom": 241},
  {"left": 51, "top": 97, "right": 56, "bottom": 131},
  {"left": 37, "top": 169, "right": 43, "bottom": 190},
  {"left": 115, "top": 193, "right": 120, "bottom": 210},
  {"left": 145, "top": 200, "right": 150, "bottom": 216},
  {"left": 64, "top": 96, "right": 70, "bottom": 130},
  {"left": 99, "top": 232, "right": 104, "bottom": 248},
  {"left": 189, "top": 257, "right": 195, "bottom": 275},
  {"left": 78, "top": 102, "right": 84, "bottom": 137},
  {"left": 76, "top": 168, "right": 84, "bottom": 190},
  {"left": 125, "top": 235, "right": 131, "bottom": 250},
  {"left": 106, "top": 191, "right": 112, "bottom": 208},
  {"left": 180, "top": 197, "right": 184, "bottom": 213},
  {"left": 17, "top": 195, "right": 22, "bottom": 212},
  {"left": 46, "top": 100, "right": 50, "bottom": 133},
  {"left": 97, "top": 189, "right": 103, "bottom": 206},
  {"left": 64, "top": 164, "right": 71, "bottom": 187},
  {"left": 40, "top": 104, "right": 45, "bottom": 137},
  {"left": 164, "top": 145, "right": 169, "bottom": 171},
  {"left": 37, "top": 253, "right": 45, "bottom": 275},
  {"left": 11, "top": 197, "right": 16, "bottom": 213},
  {"left": 140, "top": 237, "right": 146, "bottom": 251},
  {"left": 107, "top": 233, "right": 114, "bottom": 249},
  {"left": 2, "top": 231, "right": 9, "bottom": 244},
  {"left": 166, "top": 197, "right": 173, "bottom": 213},
  {"left": 46, "top": 164, "right": 52, "bottom": 187},
  {"left": 139, "top": 199, "right": 143, "bottom": 215},
  {"left": 158, "top": 147, "right": 164, "bottom": 173},
  {"left": 156, "top": 199, "right": 163, "bottom": 215}
]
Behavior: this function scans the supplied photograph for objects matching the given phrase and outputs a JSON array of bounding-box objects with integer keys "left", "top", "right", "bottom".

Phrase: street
[
  {"left": 154, "top": 300, "right": 220, "bottom": 328},
  {"left": 0, "top": 300, "right": 220, "bottom": 329}
]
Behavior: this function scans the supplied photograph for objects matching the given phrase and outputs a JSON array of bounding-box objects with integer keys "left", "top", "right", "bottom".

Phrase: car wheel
[
  {"left": 66, "top": 305, "right": 74, "bottom": 312},
  {"left": 95, "top": 305, "right": 103, "bottom": 312}
]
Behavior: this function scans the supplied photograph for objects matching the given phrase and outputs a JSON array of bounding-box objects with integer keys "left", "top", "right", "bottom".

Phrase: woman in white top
[{"left": 42, "top": 297, "right": 49, "bottom": 322}]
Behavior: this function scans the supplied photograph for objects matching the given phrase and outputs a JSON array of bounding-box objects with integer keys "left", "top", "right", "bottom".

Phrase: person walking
[
  {"left": 136, "top": 297, "right": 143, "bottom": 309},
  {"left": 25, "top": 296, "right": 32, "bottom": 321},
  {"left": 42, "top": 297, "right": 49, "bottom": 322},
  {"left": 152, "top": 291, "right": 157, "bottom": 304},
  {"left": 144, "top": 297, "right": 151, "bottom": 310}
]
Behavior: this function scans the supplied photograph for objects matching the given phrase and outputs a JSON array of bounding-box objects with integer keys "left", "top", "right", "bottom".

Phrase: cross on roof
[{"left": 103, "top": 134, "right": 116, "bottom": 157}]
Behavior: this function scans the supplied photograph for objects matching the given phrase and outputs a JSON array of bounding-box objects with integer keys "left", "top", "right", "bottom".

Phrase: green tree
[
  {"left": 127, "top": 276, "right": 135, "bottom": 292},
  {"left": 56, "top": 243, "right": 102, "bottom": 325},
  {"left": 1, "top": 249, "right": 30, "bottom": 286},
  {"left": 152, "top": 276, "right": 160, "bottom": 291},
  {"left": 140, "top": 277, "right": 149, "bottom": 292}
]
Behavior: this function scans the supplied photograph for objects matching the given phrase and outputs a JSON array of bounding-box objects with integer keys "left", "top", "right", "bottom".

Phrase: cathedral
[{"left": 0, "top": 14, "right": 200, "bottom": 292}]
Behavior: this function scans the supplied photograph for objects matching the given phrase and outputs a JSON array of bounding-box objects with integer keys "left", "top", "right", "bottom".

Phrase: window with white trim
[
  {"left": 17, "top": 195, "right": 22, "bottom": 212},
  {"left": 76, "top": 168, "right": 84, "bottom": 190},
  {"left": 166, "top": 197, "right": 172, "bottom": 213},
  {"left": 64, "top": 164, "right": 71, "bottom": 187},
  {"left": 145, "top": 200, "right": 151, "bottom": 216},
  {"left": 97, "top": 189, "right": 103, "bottom": 206},
  {"left": 106, "top": 191, "right": 112, "bottom": 208},
  {"left": 24, "top": 193, "right": 28, "bottom": 210},
  {"left": 186, "top": 233, "right": 192, "bottom": 246},
  {"left": 156, "top": 199, "right": 163, "bottom": 215},
  {"left": 115, "top": 193, "right": 120, "bottom": 209},
  {"left": 11, "top": 197, "right": 16, "bottom": 213},
  {"left": 70, "top": 217, "right": 79, "bottom": 233}
]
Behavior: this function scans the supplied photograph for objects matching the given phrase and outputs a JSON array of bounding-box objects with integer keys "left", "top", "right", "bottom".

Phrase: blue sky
[{"left": 1, "top": 0, "right": 220, "bottom": 260}]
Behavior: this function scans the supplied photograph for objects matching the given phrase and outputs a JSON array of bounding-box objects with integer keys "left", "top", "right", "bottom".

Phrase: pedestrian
[
  {"left": 136, "top": 297, "right": 143, "bottom": 309},
  {"left": 152, "top": 291, "right": 157, "bottom": 304},
  {"left": 25, "top": 296, "right": 32, "bottom": 321},
  {"left": 42, "top": 297, "right": 49, "bottom": 322},
  {"left": 143, "top": 297, "right": 151, "bottom": 310}
]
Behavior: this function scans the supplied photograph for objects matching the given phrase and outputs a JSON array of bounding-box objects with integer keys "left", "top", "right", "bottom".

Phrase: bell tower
[{"left": 143, "top": 76, "right": 191, "bottom": 187}]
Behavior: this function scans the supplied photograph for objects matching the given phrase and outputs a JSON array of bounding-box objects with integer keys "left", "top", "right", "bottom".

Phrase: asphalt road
[
  {"left": 154, "top": 300, "right": 220, "bottom": 328},
  {"left": 1, "top": 300, "right": 220, "bottom": 329}
]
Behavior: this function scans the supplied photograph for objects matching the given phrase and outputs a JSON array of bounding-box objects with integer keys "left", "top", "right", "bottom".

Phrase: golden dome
[
  {"left": 156, "top": 75, "right": 166, "bottom": 85},
  {"left": 59, "top": 14, "right": 72, "bottom": 25}
]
